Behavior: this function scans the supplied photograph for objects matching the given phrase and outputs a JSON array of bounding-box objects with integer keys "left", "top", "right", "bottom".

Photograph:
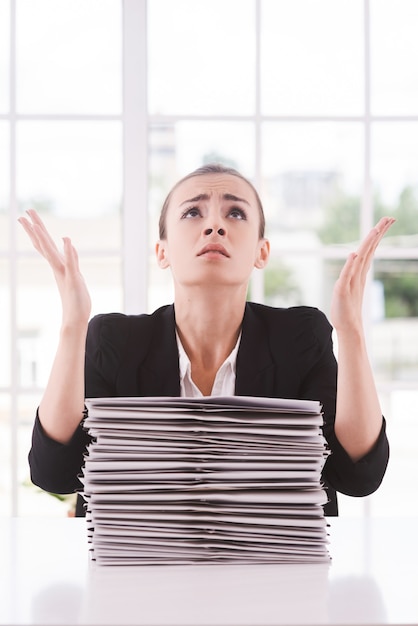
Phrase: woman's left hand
[
  {"left": 330, "top": 217, "right": 395, "bottom": 334},
  {"left": 330, "top": 216, "right": 395, "bottom": 460}
]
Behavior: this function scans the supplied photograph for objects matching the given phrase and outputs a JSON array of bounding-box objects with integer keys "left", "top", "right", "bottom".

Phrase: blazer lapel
[
  {"left": 137, "top": 305, "right": 181, "bottom": 397},
  {"left": 136, "top": 303, "right": 277, "bottom": 398},
  {"left": 235, "top": 303, "right": 276, "bottom": 397}
]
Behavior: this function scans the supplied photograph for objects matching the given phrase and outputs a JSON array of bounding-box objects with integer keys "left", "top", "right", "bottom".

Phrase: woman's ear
[
  {"left": 254, "top": 239, "right": 270, "bottom": 269},
  {"left": 155, "top": 241, "right": 170, "bottom": 269}
]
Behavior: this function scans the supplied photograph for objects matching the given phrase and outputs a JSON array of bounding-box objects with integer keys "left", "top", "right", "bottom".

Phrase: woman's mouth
[{"left": 197, "top": 244, "right": 229, "bottom": 257}]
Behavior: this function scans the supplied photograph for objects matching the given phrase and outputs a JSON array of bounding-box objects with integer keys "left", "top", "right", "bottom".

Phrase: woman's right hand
[{"left": 18, "top": 209, "right": 92, "bottom": 328}]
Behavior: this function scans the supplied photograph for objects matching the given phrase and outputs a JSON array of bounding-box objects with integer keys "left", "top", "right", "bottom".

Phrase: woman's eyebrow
[
  {"left": 223, "top": 193, "right": 250, "bottom": 205},
  {"left": 179, "top": 193, "right": 251, "bottom": 206},
  {"left": 180, "top": 194, "right": 210, "bottom": 206}
]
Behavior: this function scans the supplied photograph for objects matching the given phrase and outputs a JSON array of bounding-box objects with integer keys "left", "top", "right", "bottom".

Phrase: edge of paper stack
[{"left": 81, "top": 396, "right": 331, "bottom": 565}]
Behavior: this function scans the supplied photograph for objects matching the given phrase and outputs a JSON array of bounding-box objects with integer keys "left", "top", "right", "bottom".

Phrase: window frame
[{"left": 2, "top": 0, "right": 417, "bottom": 516}]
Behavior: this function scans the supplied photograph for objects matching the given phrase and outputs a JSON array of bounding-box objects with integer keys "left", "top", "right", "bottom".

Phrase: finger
[
  {"left": 26, "top": 209, "right": 62, "bottom": 255},
  {"left": 18, "top": 216, "right": 46, "bottom": 255},
  {"left": 367, "top": 217, "right": 395, "bottom": 254},
  {"left": 20, "top": 209, "right": 67, "bottom": 268},
  {"left": 349, "top": 217, "right": 394, "bottom": 281},
  {"left": 62, "top": 237, "right": 81, "bottom": 275},
  {"left": 25, "top": 208, "right": 52, "bottom": 231},
  {"left": 365, "top": 217, "right": 395, "bottom": 250},
  {"left": 19, "top": 218, "right": 65, "bottom": 273},
  {"left": 335, "top": 252, "right": 358, "bottom": 292},
  {"left": 30, "top": 223, "right": 65, "bottom": 269},
  {"left": 358, "top": 217, "right": 396, "bottom": 280},
  {"left": 355, "top": 229, "right": 381, "bottom": 281},
  {"left": 375, "top": 216, "right": 396, "bottom": 235},
  {"left": 337, "top": 217, "right": 394, "bottom": 290}
]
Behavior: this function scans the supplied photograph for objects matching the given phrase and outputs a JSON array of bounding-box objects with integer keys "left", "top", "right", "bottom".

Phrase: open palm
[
  {"left": 18, "top": 209, "right": 92, "bottom": 328},
  {"left": 330, "top": 217, "right": 395, "bottom": 333}
]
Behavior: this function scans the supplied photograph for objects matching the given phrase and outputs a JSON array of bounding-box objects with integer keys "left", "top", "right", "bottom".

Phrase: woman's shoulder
[
  {"left": 88, "top": 304, "right": 174, "bottom": 331},
  {"left": 246, "top": 301, "right": 331, "bottom": 328},
  {"left": 86, "top": 304, "right": 174, "bottom": 350},
  {"left": 245, "top": 302, "right": 333, "bottom": 351},
  {"left": 244, "top": 303, "right": 334, "bottom": 363}
]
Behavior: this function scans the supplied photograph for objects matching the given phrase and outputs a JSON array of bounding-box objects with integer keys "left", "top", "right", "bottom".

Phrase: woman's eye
[
  {"left": 228, "top": 207, "right": 247, "bottom": 220},
  {"left": 182, "top": 207, "right": 201, "bottom": 219}
]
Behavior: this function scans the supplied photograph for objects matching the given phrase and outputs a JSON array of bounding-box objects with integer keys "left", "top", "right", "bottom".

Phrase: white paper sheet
[{"left": 82, "top": 395, "right": 330, "bottom": 564}]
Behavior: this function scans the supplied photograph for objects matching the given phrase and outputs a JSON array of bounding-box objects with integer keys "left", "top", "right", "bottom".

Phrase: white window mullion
[
  {"left": 250, "top": 0, "right": 264, "bottom": 304},
  {"left": 9, "top": 0, "right": 18, "bottom": 516},
  {"left": 362, "top": 0, "right": 373, "bottom": 519},
  {"left": 122, "top": 0, "right": 148, "bottom": 314},
  {"left": 362, "top": 0, "right": 373, "bottom": 237}
]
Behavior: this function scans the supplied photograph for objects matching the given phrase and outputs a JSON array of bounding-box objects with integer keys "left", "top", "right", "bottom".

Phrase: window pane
[
  {"left": 0, "top": 260, "right": 10, "bottom": 388},
  {"left": 175, "top": 121, "right": 255, "bottom": 178},
  {"left": 261, "top": 122, "right": 363, "bottom": 243},
  {"left": 369, "top": 390, "right": 418, "bottom": 516},
  {"left": 261, "top": 0, "right": 363, "bottom": 116},
  {"left": 17, "top": 259, "right": 62, "bottom": 389},
  {"left": 16, "top": 0, "right": 122, "bottom": 114},
  {"left": 16, "top": 121, "right": 122, "bottom": 251},
  {"left": 148, "top": 0, "right": 255, "bottom": 116},
  {"left": 148, "top": 253, "right": 175, "bottom": 313},
  {"left": 17, "top": 216, "right": 122, "bottom": 258},
  {"left": 372, "top": 260, "right": 418, "bottom": 385},
  {"left": 372, "top": 124, "right": 418, "bottom": 243},
  {"left": 0, "top": 122, "right": 9, "bottom": 233},
  {"left": 338, "top": 391, "right": 418, "bottom": 517},
  {"left": 0, "top": 394, "right": 11, "bottom": 516},
  {"left": 257, "top": 252, "right": 325, "bottom": 311},
  {"left": 0, "top": 0, "right": 9, "bottom": 113},
  {"left": 372, "top": 119, "right": 418, "bottom": 417},
  {"left": 371, "top": 0, "right": 418, "bottom": 115},
  {"left": 83, "top": 256, "right": 123, "bottom": 318}
]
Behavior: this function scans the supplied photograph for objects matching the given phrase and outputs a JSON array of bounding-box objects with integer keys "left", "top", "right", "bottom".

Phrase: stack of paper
[{"left": 82, "top": 396, "right": 330, "bottom": 565}]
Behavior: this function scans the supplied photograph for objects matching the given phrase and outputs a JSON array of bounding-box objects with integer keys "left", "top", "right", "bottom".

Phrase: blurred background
[{"left": 1, "top": 0, "right": 417, "bottom": 517}]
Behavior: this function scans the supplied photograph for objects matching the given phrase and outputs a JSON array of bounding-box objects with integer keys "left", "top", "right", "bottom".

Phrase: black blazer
[{"left": 29, "top": 302, "right": 389, "bottom": 516}]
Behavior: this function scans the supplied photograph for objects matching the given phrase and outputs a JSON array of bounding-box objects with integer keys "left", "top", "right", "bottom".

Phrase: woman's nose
[{"left": 204, "top": 227, "right": 225, "bottom": 236}]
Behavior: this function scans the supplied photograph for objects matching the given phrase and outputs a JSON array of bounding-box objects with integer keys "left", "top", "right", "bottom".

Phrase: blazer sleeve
[
  {"left": 300, "top": 308, "right": 389, "bottom": 498},
  {"left": 28, "top": 314, "right": 125, "bottom": 495},
  {"left": 28, "top": 410, "right": 91, "bottom": 495}
]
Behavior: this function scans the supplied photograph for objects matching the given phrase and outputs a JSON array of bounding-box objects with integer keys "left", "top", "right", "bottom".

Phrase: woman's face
[{"left": 156, "top": 174, "right": 270, "bottom": 290}]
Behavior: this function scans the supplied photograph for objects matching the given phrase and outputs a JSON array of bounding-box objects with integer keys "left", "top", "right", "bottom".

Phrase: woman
[{"left": 19, "top": 164, "right": 393, "bottom": 516}]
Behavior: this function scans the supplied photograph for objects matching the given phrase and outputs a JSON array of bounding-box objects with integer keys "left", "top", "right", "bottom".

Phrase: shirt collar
[{"left": 176, "top": 331, "right": 241, "bottom": 382}]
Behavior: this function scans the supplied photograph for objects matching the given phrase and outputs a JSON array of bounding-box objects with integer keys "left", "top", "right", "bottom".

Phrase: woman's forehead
[{"left": 170, "top": 174, "right": 257, "bottom": 206}]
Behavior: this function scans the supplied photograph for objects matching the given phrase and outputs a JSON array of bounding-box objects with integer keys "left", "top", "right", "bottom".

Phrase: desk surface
[{"left": 0, "top": 516, "right": 417, "bottom": 625}]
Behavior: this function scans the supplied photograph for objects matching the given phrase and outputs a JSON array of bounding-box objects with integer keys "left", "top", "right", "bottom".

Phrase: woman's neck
[{"left": 174, "top": 286, "right": 246, "bottom": 372}]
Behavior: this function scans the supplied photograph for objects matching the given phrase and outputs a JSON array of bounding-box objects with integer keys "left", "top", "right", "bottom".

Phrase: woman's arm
[
  {"left": 18, "top": 210, "right": 91, "bottom": 444},
  {"left": 330, "top": 216, "right": 395, "bottom": 461}
]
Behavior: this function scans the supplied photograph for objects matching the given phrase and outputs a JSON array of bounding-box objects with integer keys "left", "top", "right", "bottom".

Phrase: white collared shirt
[{"left": 176, "top": 332, "right": 241, "bottom": 397}]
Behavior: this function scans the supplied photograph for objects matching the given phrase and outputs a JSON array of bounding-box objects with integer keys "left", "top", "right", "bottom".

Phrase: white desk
[{"left": 1, "top": 516, "right": 417, "bottom": 625}]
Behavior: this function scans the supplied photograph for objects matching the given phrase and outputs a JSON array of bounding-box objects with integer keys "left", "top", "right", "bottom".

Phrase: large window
[
  {"left": 1, "top": 0, "right": 124, "bottom": 516},
  {"left": 1, "top": 0, "right": 417, "bottom": 517}
]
